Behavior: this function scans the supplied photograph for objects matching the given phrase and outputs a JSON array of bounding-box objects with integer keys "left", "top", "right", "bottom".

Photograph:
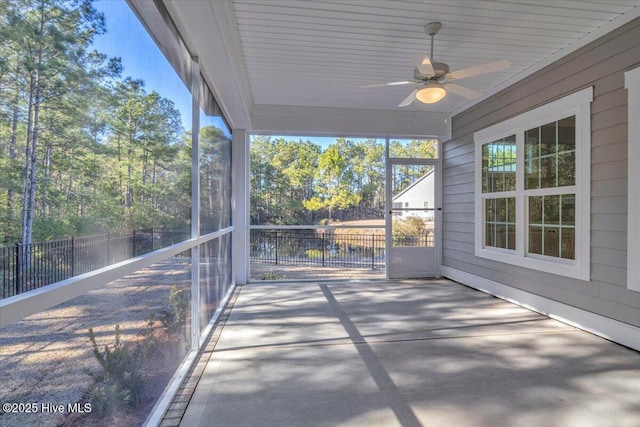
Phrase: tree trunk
[
  {"left": 7, "top": 94, "right": 19, "bottom": 222},
  {"left": 21, "top": 6, "right": 46, "bottom": 247},
  {"left": 21, "top": 74, "right": 36, "bottom": 247}
]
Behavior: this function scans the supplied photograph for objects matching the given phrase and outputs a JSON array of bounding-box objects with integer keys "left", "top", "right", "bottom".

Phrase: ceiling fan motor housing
[{"left": 415, "top": 61, "right": 449, "bottom": 80}]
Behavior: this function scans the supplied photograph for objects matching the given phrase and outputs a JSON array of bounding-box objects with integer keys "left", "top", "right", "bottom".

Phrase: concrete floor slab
[{"left": 180, "top": 280, "right": 640, "bottom": 427}]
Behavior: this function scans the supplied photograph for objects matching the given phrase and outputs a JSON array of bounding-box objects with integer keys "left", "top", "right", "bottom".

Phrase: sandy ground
[{"left": 0, "top": 258, "right": 191, "bottom": 427}]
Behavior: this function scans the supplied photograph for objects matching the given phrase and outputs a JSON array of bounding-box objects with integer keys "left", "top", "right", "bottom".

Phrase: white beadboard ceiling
[
  {"left": 164, "top": 0, "right": 640, "bottom": 133},
  {"left": 228, "top": 0, "right": 640, "bottom": 114}
]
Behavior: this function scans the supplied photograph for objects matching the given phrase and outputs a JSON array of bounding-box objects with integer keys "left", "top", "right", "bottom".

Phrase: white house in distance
[{"left": 392, "top": 170, "right": 435, "bottom": 220}]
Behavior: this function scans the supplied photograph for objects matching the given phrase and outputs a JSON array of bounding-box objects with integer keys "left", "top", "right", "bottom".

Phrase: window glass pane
[
  {"left": 557, "top": 152, "right": 576, "bottom": 186},
  {"left": 486, "top": 198, "right": 495, "bottom": 222},
  {"left": 389, "top": 139, "right": 438, "bottom": 158},
  {"left": 525, "top": 127, "right": 539, "bottom": 155},
  {"left": 561, "top": 194, "right": 575, "bottom": 226},
  {"left": 561, "top": 228, "right": 576, "bottom": 259},
  {"left": 482, "top": 136, "right": 516, "bottom": 193},
  {"left": 482, "top": 145, "right": 489, "bottom": 193},
  {"left": 540, "top": 156, "right": 556, "bottom": 188},
  {"left": 525, "top": 159, "right": 540, "bottom": 190},
  {"left": 557, "top": 116, "right": 576, "bottom": 152},
  {"left": 507, "top": 197, "right": 516, "bottom": 223},
  {"left": 544, "top": 227, "right": 560, "bottom": 257},
  {"left": 484, "top": 197, "right": 515, "bottom": 250},
  {"left": 486, "top": 223, "right": 495, "bottom": 248},
  {"left": 507, "top": 224, "right": 516, "bottom": 250},
  {"left": 543, "top": 195, "right": 560, "bottom": 225},
  {"left": 529, "top": 196, "right": 542, "bottom": 224},
  {"left": 496, "top": 198, "right": 507, "bottom": 222},
  {"left": 529, "top": 225, "right": 543, "bottom": 255},
  {"left": 525, "top": 127, "right": 540, "bottom": 190},
  {"left": 199, "top": 112, "right": 232, "bottom": 235},
  {"left": 495, "top": 224, "right": 507, "bottom": 248},
  {"left": 540, "top": 122, "right": 557, "bottom": 156}
]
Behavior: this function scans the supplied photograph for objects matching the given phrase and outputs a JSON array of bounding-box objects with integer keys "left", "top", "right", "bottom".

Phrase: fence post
[
  {"left": 14, "top": 242, "right": 20, "bottom": 296},
  {"left": 71, "top": 236, "right": 75, "bottom": 277},
  {"left": 274, "top": 231, "right": 278, "bottom": 265},
  {"left": 372, "top": 234, "right": 375, "bottom": 270},
  {"left": 322, "top": 232, "right": 325, "bottom": 267}
]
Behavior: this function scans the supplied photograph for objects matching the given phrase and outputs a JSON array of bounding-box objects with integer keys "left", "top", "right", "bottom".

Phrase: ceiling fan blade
[
  {"left": 445, "top": 59, "right": 510, "bottom": 81},
  {"left": 412, "top": 54, "right": 435, "bottom": 77},
  {"left": 360, "top": 81, "right": 414, "bottom": 88},
  {"left": 398, "top": 90, "right": 417, "bottom": 107},
  {"left": 445, "top": 83, "right": 482, "bottom": 99}
]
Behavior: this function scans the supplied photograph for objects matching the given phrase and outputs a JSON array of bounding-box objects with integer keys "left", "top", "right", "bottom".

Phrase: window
[
  {"left": 481, "top": 136, "right": 516, "bottom": 251},
  {"left": 392, "top": 202, "right": 403, "bottom": 217},
  {"left": 475, "top": 87, "right": 592, "bottom": 280},
  {"left": 626, "top": 67, "right": 640, "bottom": 291}
]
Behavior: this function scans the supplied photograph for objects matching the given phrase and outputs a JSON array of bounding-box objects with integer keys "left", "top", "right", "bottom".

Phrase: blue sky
[{"left": 92, "top": 1, "right": 215, "bottom": 133}]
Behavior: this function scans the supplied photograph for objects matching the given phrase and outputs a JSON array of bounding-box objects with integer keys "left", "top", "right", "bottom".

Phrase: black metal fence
[
  {"left": 0, "top": 228, "right": 189, "bottom": 299},
  {"left": 250, "top": 229, "right": 386, "bottom": 269}
]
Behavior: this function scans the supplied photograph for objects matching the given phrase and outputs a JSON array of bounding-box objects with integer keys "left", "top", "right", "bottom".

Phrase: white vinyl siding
[
  {"left": 474, "top": 87, "right": 592, "bottom": 280},
  {"left": 625, "top": 67, "right": 640, "bottom": 291}
]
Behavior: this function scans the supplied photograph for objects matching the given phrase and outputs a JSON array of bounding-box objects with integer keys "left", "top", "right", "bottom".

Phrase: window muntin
[{"left": 474, "top": 87, "right": 592, "bottom": 280}]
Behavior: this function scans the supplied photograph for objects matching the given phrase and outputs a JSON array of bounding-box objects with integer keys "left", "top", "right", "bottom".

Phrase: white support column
[
  {"left": 190, "top": 56, "right": 201, "bottom": 348},
  {"left": 232, "top": 129, "right": 249, "bottom": 284},
  {"left": 625, "top": 67, "right": 640, "bottom": 291}
]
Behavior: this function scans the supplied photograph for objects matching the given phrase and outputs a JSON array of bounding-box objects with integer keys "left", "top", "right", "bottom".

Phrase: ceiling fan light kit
[
  {"left": 416, "top": 82, "right": 446, "bottom": 104},
  {"left": 360, "top": 22, "right": 510, "bottom": 107}
]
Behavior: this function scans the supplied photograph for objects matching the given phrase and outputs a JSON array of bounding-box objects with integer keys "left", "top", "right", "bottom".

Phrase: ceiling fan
[{"left": 361, "top": 22, "right": 511, "bottom": 106}]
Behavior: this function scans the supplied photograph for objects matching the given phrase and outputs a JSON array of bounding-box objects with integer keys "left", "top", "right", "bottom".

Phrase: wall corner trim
[{"left": 440, "top": 265, "right": 640, "bottom": 352}]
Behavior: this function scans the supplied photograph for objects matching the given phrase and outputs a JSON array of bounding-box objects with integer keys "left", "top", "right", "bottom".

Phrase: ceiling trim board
[{"left": 251, "top": 104, "right": 448, "bottom": 138}]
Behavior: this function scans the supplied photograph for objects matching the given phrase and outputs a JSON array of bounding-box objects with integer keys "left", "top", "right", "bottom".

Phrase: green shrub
[
  {"left": 158, "top": 284, "right": 190, "bottom": 335},
  {"left": 87, "top": 325, "right": 147, "bottom": 415},
  {"left": 261, "top": 270, "right": 285, "bottom": 280}
]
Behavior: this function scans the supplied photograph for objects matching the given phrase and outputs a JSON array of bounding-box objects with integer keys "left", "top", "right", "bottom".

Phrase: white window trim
[
  {"left": 625, "top": 67, "right": 640, "bottom": 291},
  {"left": 474, "top": 87, "right": 592, "bottom": 280}
]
